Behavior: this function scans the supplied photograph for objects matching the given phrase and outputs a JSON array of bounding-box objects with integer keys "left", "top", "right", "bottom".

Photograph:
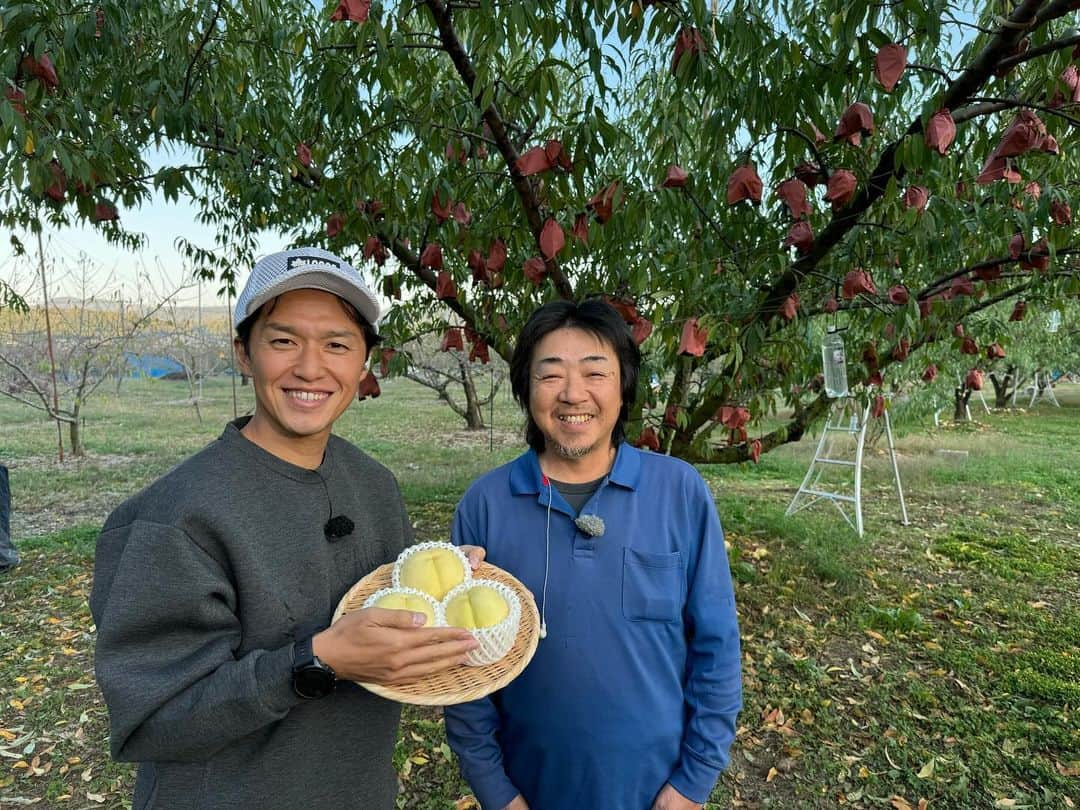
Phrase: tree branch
[
  {"left": 966, "top": 95, "right": 1080, "bottom": 128},
  {"left": 749, "top": 0, "right": 1049, "bottom": 329},
  {"left": 0, "top": 353, "right": 74, "bottom": 422},
  {"left": 907, "top": 62, "right": 954, "bottom": 82},
  {"left": 423, "top": 0, "right": 574, "bottom": 299},
  {"left": 918, "top": 248, "right": 1079, "bottom": 299},
  {"left": 381, "top": 233, "right": 512, "bottom": 363},
  {"left": 996, "top": 32, "right": 1080, "bottom": 72},
  {"left": 685, "top": 277, "right": 1037, "bottom": 465},
  {"left": 681, "top": 187, "right": 738, "bottom": 258},
  {"left": 182, "top": 2, "right": 223, "bottom": 105},
  {"left": 675, "top": 393, "right": 832, "bottom": 464},
  {"left": 685, "top": 0, "right": 1059, "bottom": 450}
]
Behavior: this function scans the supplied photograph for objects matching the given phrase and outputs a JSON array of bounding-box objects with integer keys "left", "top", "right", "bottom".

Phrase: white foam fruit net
[{"left": 443, "top": 579, "right": 522, "bottom": 667}]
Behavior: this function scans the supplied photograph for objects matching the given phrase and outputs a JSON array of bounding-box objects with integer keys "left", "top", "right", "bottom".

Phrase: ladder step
[
  {"left": 814, "top": 458, "right": 858, "bottom": 467},
  {"left": 825, "top": 426, "right": 859, "bottom": 433},
  {"left": 800, "top": 488, "right": 857, "bottom": 503}
]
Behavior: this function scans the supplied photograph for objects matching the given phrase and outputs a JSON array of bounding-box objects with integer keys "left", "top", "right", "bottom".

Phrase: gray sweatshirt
[{"left": 90, "top": 419, "right": 411, "bottom": 809}]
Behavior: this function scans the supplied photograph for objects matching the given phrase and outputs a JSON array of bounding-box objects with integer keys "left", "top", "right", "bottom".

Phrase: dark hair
[
  {"left": 235, "top": 294, "right": 382, "bottom": 358},
  {"left": 510, "top": 299, "right": 640, "bottom": 453}
]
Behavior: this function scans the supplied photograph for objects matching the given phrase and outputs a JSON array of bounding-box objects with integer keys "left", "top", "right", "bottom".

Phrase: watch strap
[
  {"left": 292, "top": 634, "right": 336, "bottom": 699},
  {"left": 293, "top": 634, "right": 316, "bottom": 667}
]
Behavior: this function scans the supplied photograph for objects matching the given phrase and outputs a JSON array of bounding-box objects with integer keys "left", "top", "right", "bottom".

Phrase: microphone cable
[
  {"left": 540, "top": 474, "right": 552, "bottom": 639},
  {"left": 318, "top": 466, "right": 354, "bottom": 542}
]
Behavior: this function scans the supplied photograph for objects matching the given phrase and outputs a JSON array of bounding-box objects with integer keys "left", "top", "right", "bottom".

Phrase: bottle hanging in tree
[
  {"left": 821, "top": 327, "right": 849, "bottom": 398},
  {"left": 1047, "top": 309, "right": 1062, "bottom": 333}
]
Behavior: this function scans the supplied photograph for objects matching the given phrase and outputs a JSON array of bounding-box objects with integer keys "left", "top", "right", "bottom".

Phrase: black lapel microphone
[{"left": 323, "top": 515, "right": 355, "bottom": 541}]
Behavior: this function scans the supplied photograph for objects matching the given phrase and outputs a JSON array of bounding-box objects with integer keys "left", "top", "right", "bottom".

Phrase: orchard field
[{"left": 1, "top": 377, "right": 1078, "bottom": 809}]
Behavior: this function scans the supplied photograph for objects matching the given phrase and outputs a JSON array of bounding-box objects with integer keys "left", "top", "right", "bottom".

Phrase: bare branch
[{"left": 0, "top": 353, "right": 73, "bottom": 422}]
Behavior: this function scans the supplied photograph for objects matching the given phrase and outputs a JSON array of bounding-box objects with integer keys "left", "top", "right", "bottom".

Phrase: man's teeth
[
  {"left": 559, "top": 414, "right": 592, "bottom": 423},
  {"left": 289, "top": 391, "right": 329, "bottom": 402}
]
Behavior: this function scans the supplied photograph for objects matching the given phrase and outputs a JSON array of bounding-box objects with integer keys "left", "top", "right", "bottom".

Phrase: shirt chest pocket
[{"left": 621, "top": 548, "right": 685, "bottom": 622}]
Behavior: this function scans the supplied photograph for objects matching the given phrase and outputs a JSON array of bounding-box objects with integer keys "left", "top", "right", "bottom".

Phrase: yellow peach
[
  {"left": 444, "top": 585, "right": 510, "bottom": 629},
  {"left": 399, "top": 547, "right": 467, "bottom": 600},
  {"left": 372, "top": 591, "right": 436, "bottom": 627}
]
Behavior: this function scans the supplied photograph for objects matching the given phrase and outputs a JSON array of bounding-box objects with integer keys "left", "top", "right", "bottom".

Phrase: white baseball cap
[{"left": 233, "top": 247, "right": 382, "bottom": 333}]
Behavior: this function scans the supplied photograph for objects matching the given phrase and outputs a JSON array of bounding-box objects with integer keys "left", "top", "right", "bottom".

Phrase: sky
[{"left": 2, "top": 187, "right": 291, "bottom": 310}]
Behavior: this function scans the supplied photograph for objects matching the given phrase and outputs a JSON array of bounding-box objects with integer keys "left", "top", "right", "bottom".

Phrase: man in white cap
[{"left": 91, "top": 248, "right": 481, "bottom": 810}]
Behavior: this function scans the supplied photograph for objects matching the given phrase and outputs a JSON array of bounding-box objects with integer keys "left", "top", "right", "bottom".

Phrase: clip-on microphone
[{"left": 323, "top": 515, "right": 355, "bottom": 541}]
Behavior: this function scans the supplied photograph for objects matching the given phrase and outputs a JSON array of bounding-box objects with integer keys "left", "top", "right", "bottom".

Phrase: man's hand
[
  {"left": 459, "top": 544, "right": 485, "bottom": 570},
  {"left": 502, "top": 796, "right": 529, "bottom": 810},
  {"left": 651, "top": 783, "right": 702, "bottom": 810},
  {"left": 313, "top": 607, "right": 478, "bottom": 685}
]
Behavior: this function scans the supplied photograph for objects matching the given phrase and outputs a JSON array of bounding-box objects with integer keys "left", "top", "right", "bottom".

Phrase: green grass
[{"left": 2, "top": 379, "right": 1079, "bottom": 808}]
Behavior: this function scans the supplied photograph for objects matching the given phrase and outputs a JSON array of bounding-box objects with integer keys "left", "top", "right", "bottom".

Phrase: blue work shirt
[{"left": 445, "top": 443, "right": 742, "bottom": 809}]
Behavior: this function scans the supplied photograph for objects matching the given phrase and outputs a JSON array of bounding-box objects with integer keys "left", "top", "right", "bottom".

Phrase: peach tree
[{"left": 2, "top": 0, "right": 1079, "bottom": 462}]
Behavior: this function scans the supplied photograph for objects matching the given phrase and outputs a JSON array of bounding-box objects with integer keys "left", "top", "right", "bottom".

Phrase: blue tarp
[{"left": 124, "top": 352, "right": 184, "bottom": 379}]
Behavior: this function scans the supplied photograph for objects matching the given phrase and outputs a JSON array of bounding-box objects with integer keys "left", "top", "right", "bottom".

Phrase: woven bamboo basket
[{"left": 332, "top": 561, "right": 540, "bottom": 706}]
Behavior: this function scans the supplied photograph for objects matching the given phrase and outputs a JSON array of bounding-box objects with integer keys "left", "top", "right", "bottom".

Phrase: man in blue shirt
[{"left": 445, "top": 300, "right": 742, "bottom": 809}]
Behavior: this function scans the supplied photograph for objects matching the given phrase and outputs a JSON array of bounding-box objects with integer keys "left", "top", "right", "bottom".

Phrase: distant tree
[
  {"left": 3, "top": 1, "right": 1079, "bottom": 461},
  {"left": 0, "top": 256, "right": 177, "bottom": 456},
  {"left": 142, "top": 290, "right": 232, "bottom": 423},
  {"left": 395, "top": 329, "right": 505, "bottom": 430},
  {"left": 989, "top": 298, "right": 1080, "bottom": 405},
  {"left": 900, "top": 296, "right": 1080, "bottom": 419}
]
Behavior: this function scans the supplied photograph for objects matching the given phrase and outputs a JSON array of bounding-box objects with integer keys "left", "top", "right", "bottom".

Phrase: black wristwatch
[{"left": 292, "top": 635, "right": 336, "bottom": 699}]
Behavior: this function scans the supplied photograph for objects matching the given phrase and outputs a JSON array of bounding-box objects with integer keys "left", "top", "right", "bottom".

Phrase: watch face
[{"left": 293, "top": 664, "right": 335, "bottom": 699}]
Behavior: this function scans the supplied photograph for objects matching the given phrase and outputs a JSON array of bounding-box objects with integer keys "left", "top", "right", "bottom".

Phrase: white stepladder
[
  {"left": 1012, "top": 371, "right": 1060, "bottom": 408},
  {"left": 785, "top": 397, "right": 910, "bottom": 537}
]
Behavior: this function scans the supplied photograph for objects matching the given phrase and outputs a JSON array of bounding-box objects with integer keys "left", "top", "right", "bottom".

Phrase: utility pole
[
  {"left": 36, "top": 228, "right": 64, "bottom": 461},
  {"left": 228, "top": 290, "right": 237, "bottom": 419},
  {"left": 196, "top": 272, "right": 203, "bottom": 402}
]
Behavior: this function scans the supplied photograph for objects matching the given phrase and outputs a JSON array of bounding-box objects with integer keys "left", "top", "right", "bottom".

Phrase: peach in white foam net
[
  {"left": 363, "top": 587, "right": 442, "bottom": 628},
  {"left": 392, "top": 542, "right": 470, "bottom": 600},
  {"left": 442, "top": 580, "right": 520, "bottom": 666},
  {"left": 444, "top": 584, "right": 510, "bottom": 629}
]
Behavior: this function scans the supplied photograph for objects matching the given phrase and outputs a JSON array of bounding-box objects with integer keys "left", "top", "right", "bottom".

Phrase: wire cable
[{"left": 540, "top": 474, "right": 552, "bottom": 639}]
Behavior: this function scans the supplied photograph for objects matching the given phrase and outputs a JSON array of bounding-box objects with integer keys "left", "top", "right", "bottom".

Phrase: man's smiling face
[
  {"left": 235, "top": 288, "right": 369, "bottom": 464},
  {"left": 528, "top": 326, "right": 622, "bottom": 472}
]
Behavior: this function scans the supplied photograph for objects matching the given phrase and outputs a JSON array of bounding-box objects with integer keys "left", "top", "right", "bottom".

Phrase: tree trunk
[
  {"left": 661, "top": 358, "right": 692, "bottom": 454},
  {"left": 953, "top": 386, "right": 972, "bottom": 422},
  {"left": 184, "top": 363, "right": 203, "bottom": 423},
  {"left": 458, "top": 356, "right": 485, "bottom": 430},
  {"left": 69, "top": 401, "right": 84, "bottom": 457},
  {"left": 990, "top": 365, "right": 1015, "bottom": 408}
]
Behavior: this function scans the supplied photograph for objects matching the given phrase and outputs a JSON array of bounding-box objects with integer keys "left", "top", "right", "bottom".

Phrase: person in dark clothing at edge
[
  {"left": 0, "top": 463, "right": 18, "bottom": 571},
  {"left": 444, "top": 300, "right": 743, "bottom": 810},
  {"left": 90, "top": 248, "right": 484, "bottom": 810}
]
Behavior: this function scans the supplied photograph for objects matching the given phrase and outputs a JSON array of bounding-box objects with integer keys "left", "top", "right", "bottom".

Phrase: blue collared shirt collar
[{"left": 508, "top": 442, "right": 642, "bottom": 496}]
